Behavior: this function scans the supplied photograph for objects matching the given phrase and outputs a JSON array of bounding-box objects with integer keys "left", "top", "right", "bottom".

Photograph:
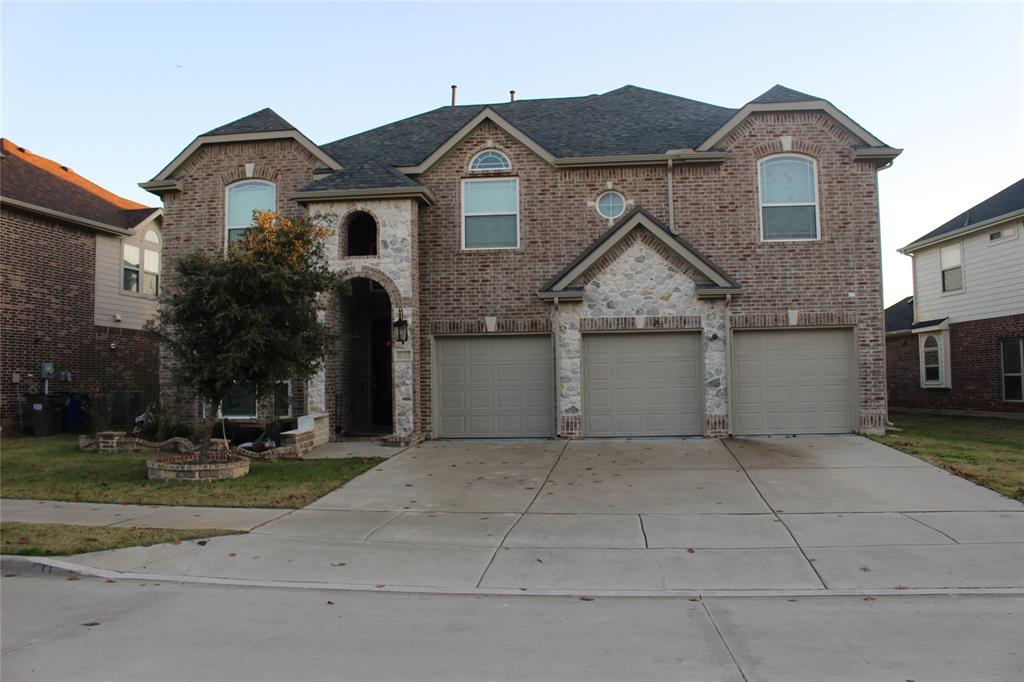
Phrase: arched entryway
[{"left": 335, "top": 277, "right": 393, "bottom": 435}]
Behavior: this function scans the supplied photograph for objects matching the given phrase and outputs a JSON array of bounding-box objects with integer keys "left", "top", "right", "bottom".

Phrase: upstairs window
[
  {"left": 940, "top": 243, "right": 963, "bottom": 292},
  {"left": 596, "top": 191, "right": 626, "bottom": 220},
  {"left": 469, "top": 150, "right": 511, "bottom": 171},
  {"left": 121, "top": 230, "right": 161, "bottom": 296},
  {"left": 1003, "top": 338, "right": 1023, "bottom": 401},
  {"left": 462, "top": 178, "right": 519, "bottom": 249},
  {"left": 346, "top": 211, "right": 378, "bottom": 256},
  {"left": 227, "top": 181, "right": 275, "bottom": 245},
  {"left": 758, "top": 155, "right": 820, "bottom": 241}
]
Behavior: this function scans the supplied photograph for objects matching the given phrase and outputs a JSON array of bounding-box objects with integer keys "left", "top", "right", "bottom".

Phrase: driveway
[{"left": 66, "top": 436, "right": 1023, "bottom": 594}]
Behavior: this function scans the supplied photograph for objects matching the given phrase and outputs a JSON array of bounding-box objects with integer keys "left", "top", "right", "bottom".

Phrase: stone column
[{"left": 554, "top": 304, "right": 583, "bottom": 438}]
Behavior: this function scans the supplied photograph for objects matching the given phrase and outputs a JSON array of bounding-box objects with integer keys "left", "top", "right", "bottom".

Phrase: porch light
[{"left": 393, "top": 310, "right": 409, "bottom": 345}]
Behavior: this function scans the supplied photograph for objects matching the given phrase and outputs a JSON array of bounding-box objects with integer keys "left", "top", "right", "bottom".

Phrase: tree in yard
[{"left": 152, "top": 210, "right": 338, "bottom": 452}]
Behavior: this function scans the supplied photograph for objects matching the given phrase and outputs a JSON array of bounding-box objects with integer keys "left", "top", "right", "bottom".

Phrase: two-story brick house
[
  {"left": 1, "top": 139, "right": 163, "bottom": 431},
  {"left": 886, "top": 178, "right": 1024, "bottom": 415},
  {"left": 142, "top": 85, "right": 900, "bottom": 440}
]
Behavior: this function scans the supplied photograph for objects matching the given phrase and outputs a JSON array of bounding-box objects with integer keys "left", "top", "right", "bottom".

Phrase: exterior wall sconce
[{"left": 393, "top": 310, "right": 409, "bottom": 345}]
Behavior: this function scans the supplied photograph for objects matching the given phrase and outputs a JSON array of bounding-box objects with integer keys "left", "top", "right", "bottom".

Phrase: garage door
[
  {"left": 583, "top": 332, "right": 702, "bottom": 437},
  {"left": 435, "top": 335, "right": 554, "bottom": 438},
  {"left": 732, "top": 329, "right": 855, "bottom": 435}
]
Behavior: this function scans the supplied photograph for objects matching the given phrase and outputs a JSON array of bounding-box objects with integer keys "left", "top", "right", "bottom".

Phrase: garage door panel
[
  {"left": 436, "top": 336, "right": 554, "bottom": 438},
  {"left": 733, "top": 329, "right": 854, "bottom": 435},
  {"left": 584, "top": 332, "right": 702, "bottom": 437}
]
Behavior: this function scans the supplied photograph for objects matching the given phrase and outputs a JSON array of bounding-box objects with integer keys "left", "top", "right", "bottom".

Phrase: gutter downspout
[{"left": 667, "top": 158, "right": 675, "bottom": 234}]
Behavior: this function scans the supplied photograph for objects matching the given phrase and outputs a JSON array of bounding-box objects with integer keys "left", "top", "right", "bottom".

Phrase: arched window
[
  {"left": 921, "top": 334, "right": 944, "bottom": 386},
  {"left": 226, "top": 180, "right": 275, "bottom": 245},
  {"left": 346, "top": 212, "right": 378, "bottom": 256},
  {"left": 758, "top": 154, "right": 819, "bottom": 241},
  {"left": 469, "top": 150, "right": 511, "bottom": 171}
]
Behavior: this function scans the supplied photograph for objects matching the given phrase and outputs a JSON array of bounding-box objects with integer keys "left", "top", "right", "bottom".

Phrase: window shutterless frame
[
  {"left": 1002, "top": 337, "right": 1023, "bottom": 402},
  {"left": 469, "top": 150, "right": 511, "bottom": 172},
  {"left": 225, "top": 180, "right": 276, "bottom": 249},
  {"left": 939, "top": 241, "right": 964, "bottom": 294},
  {"left": 461, "top": 177, "right": 520, "bottom": 250},
  {"left": 757, "top": 154, "right": 821, "bottom": 242}
]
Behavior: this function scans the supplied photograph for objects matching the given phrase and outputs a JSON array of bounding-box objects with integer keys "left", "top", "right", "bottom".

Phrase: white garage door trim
[
  {"left": 730, "top": 327, "right": 857, "bottom": 436},
  {"left": 582, "top": 331, "right": 704, "bottom": 437},
  {"left": 433, "top": 334, "right": 554, "bottom": 438}
]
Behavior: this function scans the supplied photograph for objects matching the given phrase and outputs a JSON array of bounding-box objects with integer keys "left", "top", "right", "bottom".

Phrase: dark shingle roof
[
  {"left": 1, "top": 139, "right": 156, "bottom": 230},
  {"left": 320, "top": 85, "right": 738, "bottom": 167},
  {"left": 907, "top": 178, "right": 1024, "bottom": 247},
  {"left": 750, "top": 85, "right": 820, "bottom": 104},
  {"left": 302, "top": 160, "right": 423, "bottom": 192},
  {"left": 203, "top": 108, "right": 296, "bottom": 136},
  {"left": 884, "top": 296, "right": 914, "bottom": 332}
]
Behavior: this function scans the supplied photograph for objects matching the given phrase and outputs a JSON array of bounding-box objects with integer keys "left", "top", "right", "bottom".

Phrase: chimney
[
  {"left": 510, "top": 89, "right": 516, "bottom": 102},
  {"left": 451, "top": 84, "right": 457, "bottom": 106}
]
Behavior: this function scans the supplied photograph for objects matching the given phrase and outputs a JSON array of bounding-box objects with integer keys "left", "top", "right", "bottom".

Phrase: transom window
[
  {"left": 462, "top": 178, "right": 519, "bottom": 249},
  {"left": 596, "top": 191, "right": 626, "bottom": 220},
  {"left": 122, "top": 230, "right": 161, "bottom": 296},
  {"left": 940, "top": 243, "right": 963, "bottom": 292},
  {"left": 227, "top": 181, "right": 275, "bottom": 245},
  {"left": 469, "top": 150, "right": 511, "bottom": 171},
  {"left": 1003, "top": 338, "right": 1023, "bottom": 401},
  {"left": 758, "top": 155, "right": 820, "bottom": 241}
]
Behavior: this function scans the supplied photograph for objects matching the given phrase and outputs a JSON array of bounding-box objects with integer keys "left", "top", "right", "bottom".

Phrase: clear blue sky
[{"left": 3, "top": 1, "right": 1021, "bottom": 305}]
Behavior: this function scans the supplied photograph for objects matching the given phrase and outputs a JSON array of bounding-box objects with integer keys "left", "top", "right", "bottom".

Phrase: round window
[{"left": 596, "top": 191, "right": 625, "bottom": 219}]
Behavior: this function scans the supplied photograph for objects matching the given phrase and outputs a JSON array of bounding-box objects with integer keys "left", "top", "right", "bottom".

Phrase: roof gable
[
  {"left": 203, "top": 108, "right": 297, "bottom": 136},
  {"left": 1, "top": 138, "right": 157, "bottom": 233},
  {"left": 750, "top": 85, "right": 819, "bottom": 104},
  {"left": 540, "top": 208, "right": 740, "bottom": 299},
  {"left": 901, "top": 178, "right": 1024, "bottom": 252}
]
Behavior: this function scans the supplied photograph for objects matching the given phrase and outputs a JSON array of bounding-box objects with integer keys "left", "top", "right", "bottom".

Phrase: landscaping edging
[{"left": 147, "top": 453, "right": 250, "bottom": 482}]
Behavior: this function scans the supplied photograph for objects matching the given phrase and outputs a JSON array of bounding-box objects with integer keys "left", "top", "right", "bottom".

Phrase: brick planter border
[{"left": 147, "top": 453, "right": 250, "bottom": 482}]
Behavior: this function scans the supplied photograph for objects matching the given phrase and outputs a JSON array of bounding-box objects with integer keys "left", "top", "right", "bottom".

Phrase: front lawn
[
  {"left": 872, "top": 413, "right": 1024, "bottom": 501},
  {"left": 0, "top": 435, "right": 384, "bottom": 508},
  {"left": 1, "top": 522, "right": 240, "bottom": 556}
]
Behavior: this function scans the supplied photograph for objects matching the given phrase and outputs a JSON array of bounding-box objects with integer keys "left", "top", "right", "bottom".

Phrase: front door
[{"left": 370, "top": 319, "right": 393, "bottom": 428}]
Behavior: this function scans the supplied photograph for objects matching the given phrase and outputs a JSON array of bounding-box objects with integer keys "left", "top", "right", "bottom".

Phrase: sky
[{"left": 2, "top": 1, "right": 1021, "bottom": 305}]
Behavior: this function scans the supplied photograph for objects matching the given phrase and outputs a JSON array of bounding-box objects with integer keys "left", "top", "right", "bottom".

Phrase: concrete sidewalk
[
  {"left": 1, "top": 499, "right": 288, "bottom": 531},
  {"left": 17, "top": 436, "right": 1021, "bottom": 596}
]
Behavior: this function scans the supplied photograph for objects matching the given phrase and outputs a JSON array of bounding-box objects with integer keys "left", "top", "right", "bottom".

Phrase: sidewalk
[{"left": 1, "top": 499, "right": 289, "bottom": 531}]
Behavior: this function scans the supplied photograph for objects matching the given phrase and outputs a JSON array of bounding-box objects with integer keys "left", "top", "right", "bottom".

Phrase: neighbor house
[
  {"left": 886, "top": 178, "right": 1024, "bottom": 415},
  {"left": 141, "top": 84, "right": 900, "bottom": 440},
  {"left": 1, "top": 139, "right": 162, "bottom": 431}
]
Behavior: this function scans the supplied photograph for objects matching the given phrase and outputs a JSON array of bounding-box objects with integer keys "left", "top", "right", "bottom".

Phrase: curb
[{"left": 5, "top": 555, "right": 1024, "bottom": 599}]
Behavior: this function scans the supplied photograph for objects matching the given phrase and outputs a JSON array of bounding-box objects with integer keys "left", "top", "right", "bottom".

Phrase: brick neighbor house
[
  {"left": 886, "top": 178, "right": 1024, "bottom": 416},
  {"left": 1, "top": 139, "right": 162, "bottom": 431},
  {"left": 142, "top": 84, "right": 900, "bottom": 440}
]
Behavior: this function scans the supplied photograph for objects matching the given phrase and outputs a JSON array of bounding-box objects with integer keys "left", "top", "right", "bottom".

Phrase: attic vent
[
  {"left": 17, "top": 146, "right": 25, "bottom": 152},
  {"left": 60, "top": 166, "right": 69, "bottom": 171}
]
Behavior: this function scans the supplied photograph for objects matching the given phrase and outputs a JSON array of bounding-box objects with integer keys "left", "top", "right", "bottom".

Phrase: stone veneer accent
[{"left": 553, "top": 234, "right": 729, "bottom": 437}]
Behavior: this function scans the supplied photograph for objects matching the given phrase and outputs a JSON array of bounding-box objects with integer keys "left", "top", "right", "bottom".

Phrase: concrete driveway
[{"left": 67, "top": 436, "right": 1023, "bottom": 594}]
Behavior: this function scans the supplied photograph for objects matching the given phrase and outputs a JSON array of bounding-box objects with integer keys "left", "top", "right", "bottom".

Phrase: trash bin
[
  {"left": 62, "top": 394, "right": 82, "bottom": 433},
  {"left": 28, "top": 395, "right": 62, "bottom": 436}
]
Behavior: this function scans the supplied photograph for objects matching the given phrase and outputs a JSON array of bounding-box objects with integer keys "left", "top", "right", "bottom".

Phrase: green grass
[
  {"left": 0, "top": 435, "right": 384, "bottom": 508},
  {"left": 1, "top": 521, "right": 240, "bottom": 556},
  {"left": 870, "top": 413, "right": 1024, "bottom": 501}
]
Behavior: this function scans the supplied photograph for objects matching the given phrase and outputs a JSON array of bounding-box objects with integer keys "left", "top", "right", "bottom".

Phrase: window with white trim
[
  {"left": 469, "top": 150, "right": 511, "bottom": 171},
  {"left": 1002, "top": 337, "right": 1023, "bottom": 402},
  {"left": 920, "top": 333, "right": 950, "bottom": 388},
  {"left": 758, "top": 155, "right": 820, "bottom": 240},
  {"left": 596, "top": 191, "right": 626, "bottom": 220},
  {"left": 462, "top": 178, "right": 519, "bottom": 249},
  {"left": 940, "top": 243, "right": 963, "bottom": 292},
  {"left": 226, "top": 181, "right": 275, "bottom": 245},
  {"left": 122, "top": 231, "right": 161, "bottom": 296}
]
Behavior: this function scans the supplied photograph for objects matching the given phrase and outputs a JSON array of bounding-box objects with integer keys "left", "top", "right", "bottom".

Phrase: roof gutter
[
  {"left": 898, "top": 207, "right": 1024, "bottom": 254},
  {"left": 138, "top": 179, "right": 182, "bottom": 196},
  {"left": 290, "top": 186, "right": 437, "bottom": 205},
  {"left": 1, "top": 196, "right": 133, "bottom": 236},
  {"left": 551, "top": 150, "right": 727, "bottom": 169}
]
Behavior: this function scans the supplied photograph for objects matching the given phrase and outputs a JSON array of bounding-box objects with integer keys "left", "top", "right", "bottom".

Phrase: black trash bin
[
  {"left": 28, "top": 395, "right": 63, "bottom": 436},
  {"left": 62, "top": 394, "right": 82, "bottom": 433}
]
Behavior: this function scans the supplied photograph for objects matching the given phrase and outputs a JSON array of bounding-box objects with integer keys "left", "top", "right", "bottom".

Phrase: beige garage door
[
  {"left": 435, "top": 335, "right": 554, "bottom": 438},
  {"left": 732, "top": 329, "right": 855, "bottom": 435},
  {"left": 583, "top": 332, "right": 702, "bottom": 437}
]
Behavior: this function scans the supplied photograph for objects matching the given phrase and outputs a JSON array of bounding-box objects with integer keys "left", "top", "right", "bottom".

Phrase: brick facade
[
  {"left": 152, "top": 107, "right": 889, "bottom": 438},
  {"left": 1, "top": 205, "right": 159, "bottom": 430},
  {"left": 887, "top": 314, "right": 1024, "bottom": 414}
]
